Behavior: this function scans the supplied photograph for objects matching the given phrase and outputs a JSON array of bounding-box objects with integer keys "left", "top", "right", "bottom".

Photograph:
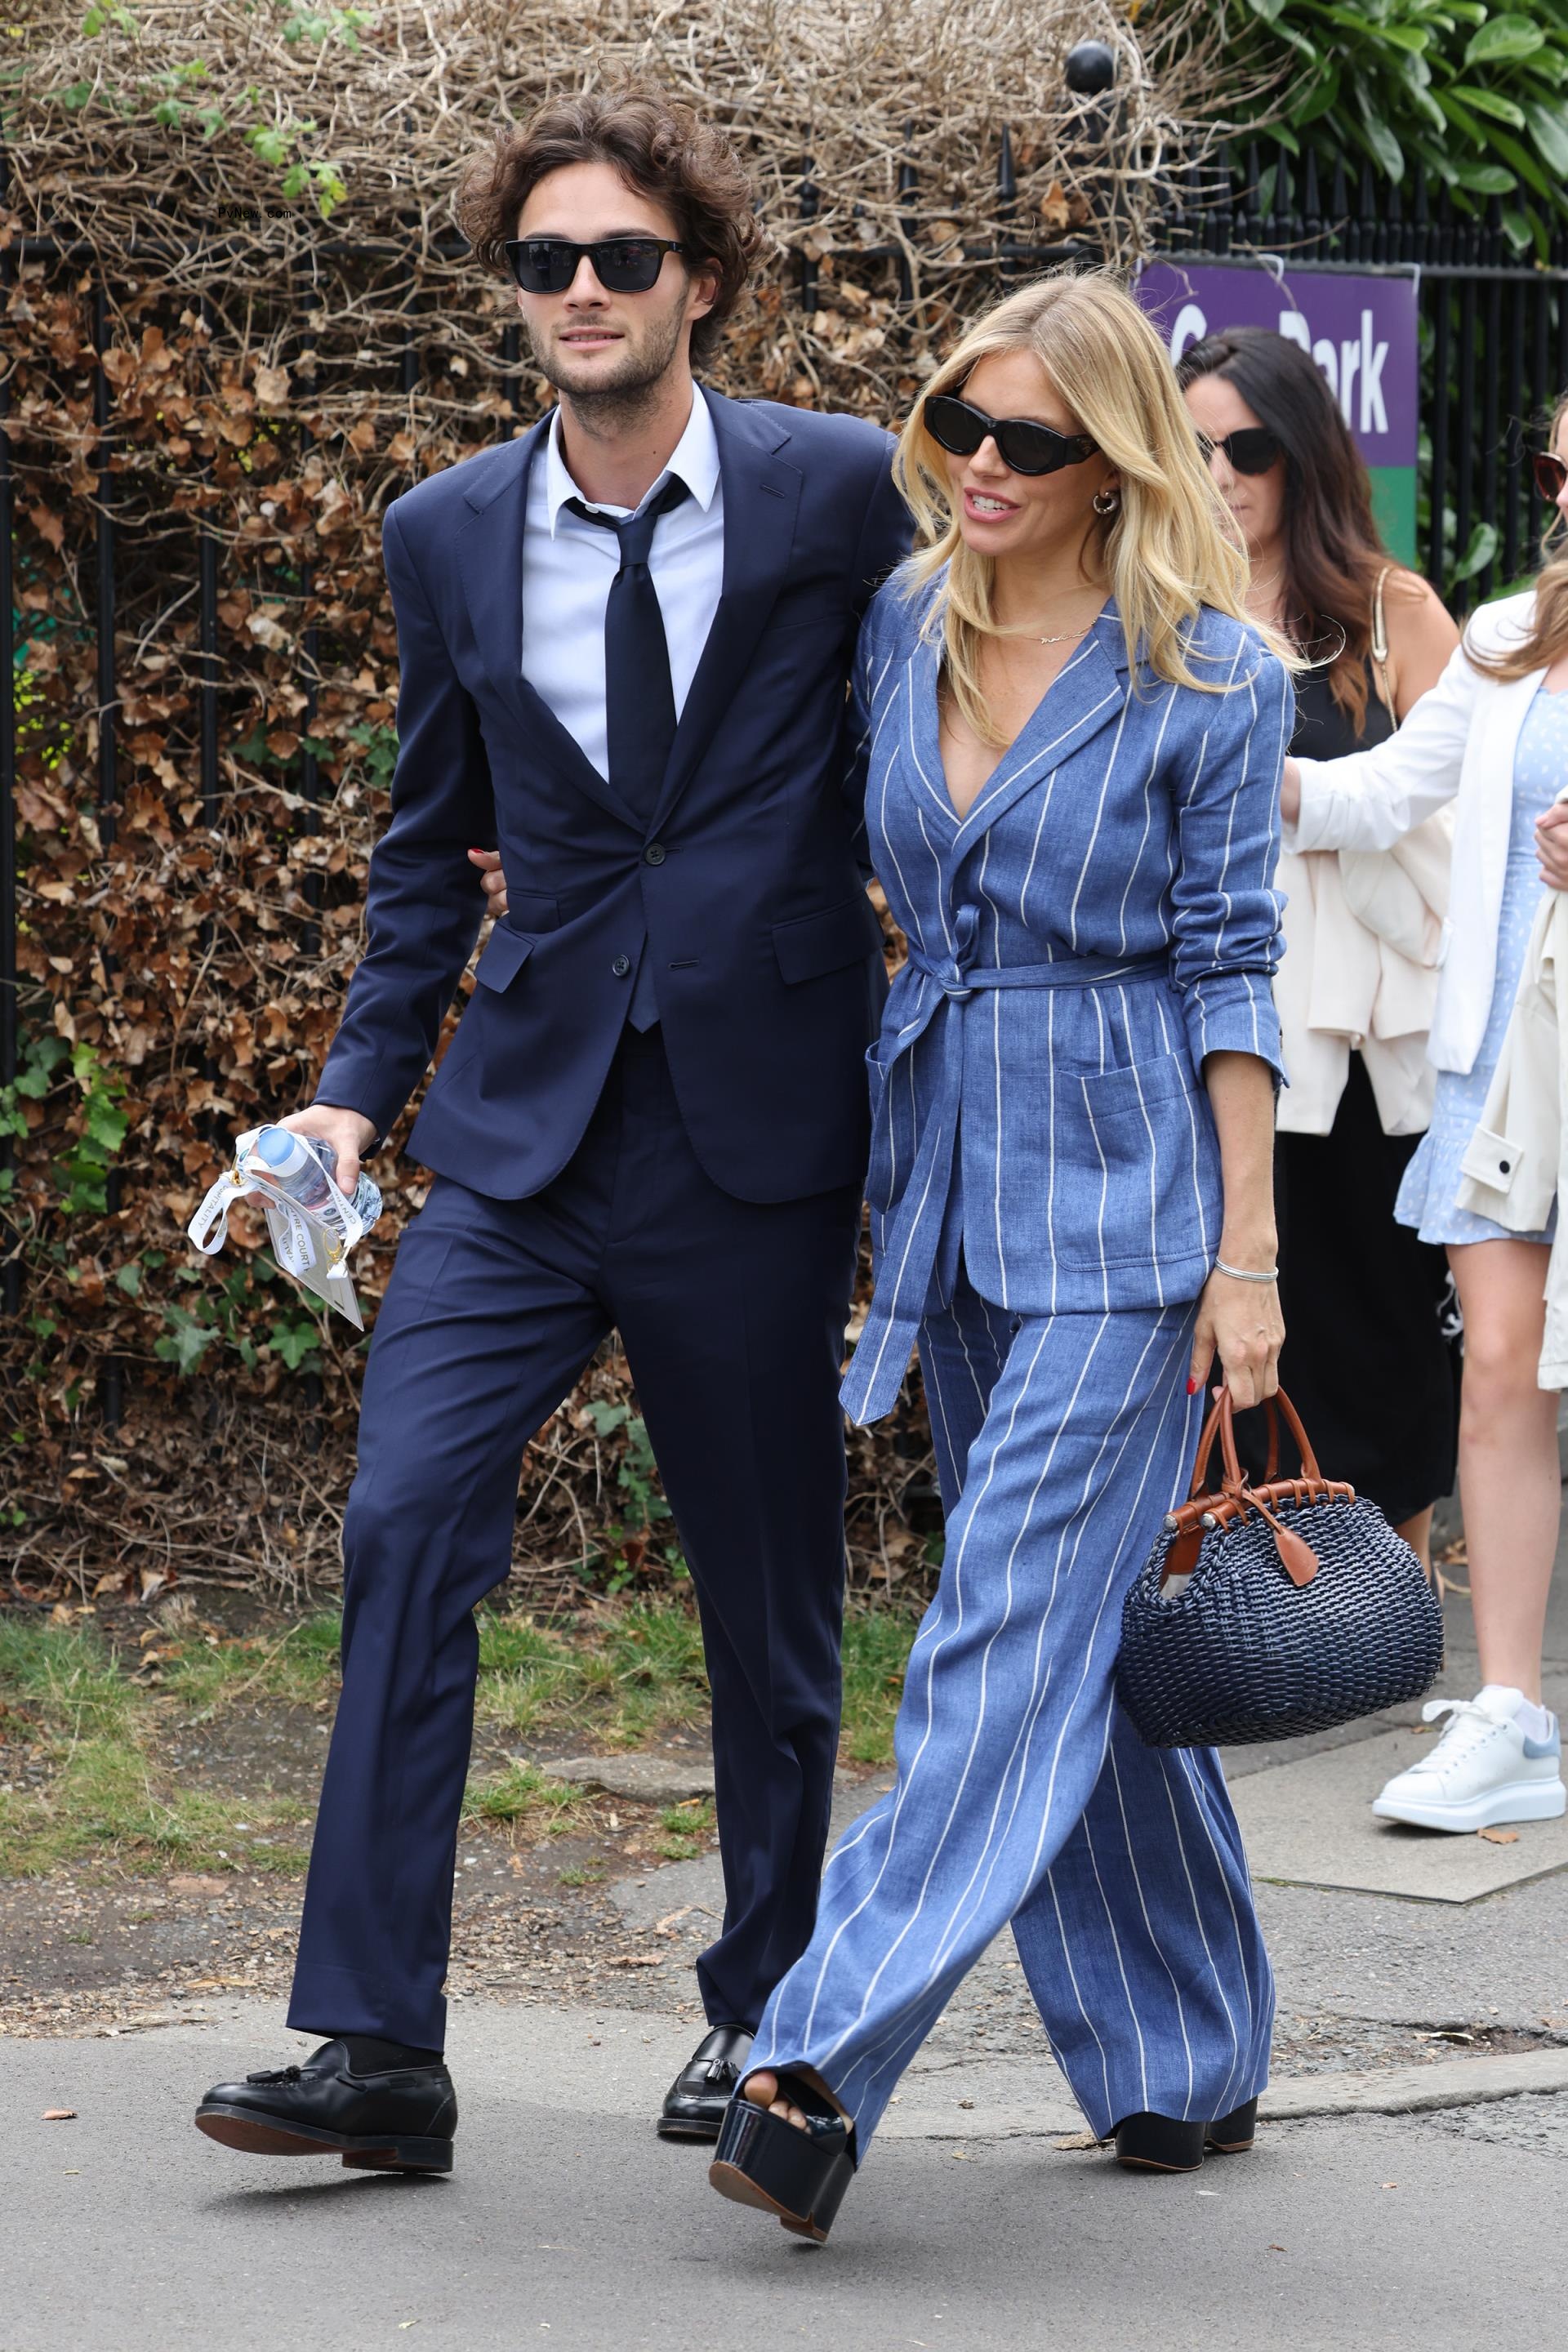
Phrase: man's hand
[
  {"left": 1538, "top": 800, "right": 1568, "bottom": 892},
  {"left": 467, "top": 848, "right": 509, "bottom": 920},
  {"left": 278, "top": 1102, "right": 378, "bottom": 1196}
]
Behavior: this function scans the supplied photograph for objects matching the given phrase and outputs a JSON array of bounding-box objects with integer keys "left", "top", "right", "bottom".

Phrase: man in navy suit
[{"left": 194, "top": 84, "right": 908, "bottom": 2172}]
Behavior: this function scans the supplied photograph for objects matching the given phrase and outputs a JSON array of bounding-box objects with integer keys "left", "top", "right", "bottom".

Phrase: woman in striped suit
[{"left": 709, "top": 271, "right": 1294, "bottom": 2241}]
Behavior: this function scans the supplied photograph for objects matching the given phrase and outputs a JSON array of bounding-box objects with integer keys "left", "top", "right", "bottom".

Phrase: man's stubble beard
[{"left": 526, "top": 300, "right": 688, "bottom": 439}]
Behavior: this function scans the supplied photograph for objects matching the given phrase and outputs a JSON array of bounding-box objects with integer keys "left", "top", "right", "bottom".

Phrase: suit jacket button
[
  {"left": 612, "top": 954, "right": 631, "bottom": 978},
  {"left": 644, "top": 842, "right": 666, "bottom": 866}
]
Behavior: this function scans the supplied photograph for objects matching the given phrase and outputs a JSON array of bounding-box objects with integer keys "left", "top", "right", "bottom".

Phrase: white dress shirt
[{"left": 519, "top": 389, "right": 725, "bottom": 782}]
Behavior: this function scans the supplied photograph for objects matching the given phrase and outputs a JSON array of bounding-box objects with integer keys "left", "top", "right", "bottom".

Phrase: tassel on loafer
[
  {"left": 709, "top": 2074, "right": 855, "bottom": 2243},
  {"left": 1113, "top": 2097, "right": 1258, "bottom": 2173}
]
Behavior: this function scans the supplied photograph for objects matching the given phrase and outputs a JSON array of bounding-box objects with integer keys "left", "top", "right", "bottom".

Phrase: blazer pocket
[
  {"left": 1076, "top": 1052, "right": 1190, "bottom": 1130},
  {"left": 473, "top": 920, "right": 539, "bottom": 994},
  {"left": 504, "top": 888, "right": 561, "bottom": 933},
  {"left": 1059, "top": 1049, "right": 1219, "bottom": 1269},
  {"left": 773, "top": 893, "right": 884, "bottom": 986}
]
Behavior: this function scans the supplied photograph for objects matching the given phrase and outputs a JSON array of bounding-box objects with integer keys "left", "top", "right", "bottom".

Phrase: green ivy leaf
[
  {"left": 113, "top": 1261, "right": 142, "bottom": 1296},
  {"left": 154, "top": 1307, "right": 220, "bottom": 1377},
  {"left": 268, "top": 1317, "right": 321, "bottom": 1371}
]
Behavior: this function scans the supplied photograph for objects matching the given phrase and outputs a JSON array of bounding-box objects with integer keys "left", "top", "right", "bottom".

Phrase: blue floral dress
[{"left": 1396, "top": 678, "right": 1568, "bottom": 1246}]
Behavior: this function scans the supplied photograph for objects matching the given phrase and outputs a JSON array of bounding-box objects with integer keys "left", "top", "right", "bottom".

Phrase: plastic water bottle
[{"left": 252, "top": 1125, "right": 338, "bottom": 1214}]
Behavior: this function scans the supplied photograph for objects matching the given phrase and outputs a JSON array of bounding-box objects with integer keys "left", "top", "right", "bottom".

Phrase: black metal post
[
  {"left": 0, "top": 136, "right": 17, "bottom": 1321},
  {"left": 798, "top": 161, "right": 818, "bottom": 314},
  {"left": 997, "top": 127, "right": 1018, "bottom": 282},
  {"left": 91, "top": 279, "right": 122, "bottom": 1432},
  {"left": 292, "top": 253, "right": 322, "bottom": 1453},
  {"left": 198, "top": 295, "right": 219, "bottom": 826}
]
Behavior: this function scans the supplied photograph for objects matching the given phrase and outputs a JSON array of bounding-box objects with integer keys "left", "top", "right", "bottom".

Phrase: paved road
[{"left": 3, "top": 2015, "right": 1565, "bottom": 2352}]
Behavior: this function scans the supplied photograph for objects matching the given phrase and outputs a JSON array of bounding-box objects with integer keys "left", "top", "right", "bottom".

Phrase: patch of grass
[
  {"left": 0, "top": 1621, "right": 312, "bottom": 1878},
  {"left": 461, "top": 1761, "right": 585, "bottom": 1837},
  {"left": 558, "top": 1861, "right": 607, "bottom": 1888},
  {"left": 474, "top": 1598, "right": 710, "bottom": 1748},
  {"left": 840, "top": 1604, "right": 920, "bottom": 1767},
  {"left": 158, "top": 1614, "right": 342, "bottom": 1718},
  {"left": 653, "top": 1795, "right": 716, "bottom": 1861},
  {"left": 0, "top": 1594, "right": 922, "bottom": 1880}
]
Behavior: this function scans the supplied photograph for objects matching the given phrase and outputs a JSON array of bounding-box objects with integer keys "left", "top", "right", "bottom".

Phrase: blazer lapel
[
  {"left": 456, "top": 419, "right": 646, "bottom": 833},
  {"left": 947, "top": 618, "right": 1129, "bottom": 871},
  {"left": 650, "top": 390, "right": 801, "bottom": 832}
]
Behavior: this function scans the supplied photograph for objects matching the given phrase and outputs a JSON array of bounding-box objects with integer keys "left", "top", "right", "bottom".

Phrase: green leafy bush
[{"left": 1223, "top": 0, "right": 1568, "bottom": 246}]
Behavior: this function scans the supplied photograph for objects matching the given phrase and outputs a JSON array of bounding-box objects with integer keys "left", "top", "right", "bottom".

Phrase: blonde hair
[
  {"left": 894, "top": 270, "right": 1292, "bottom": 745},
  {"left": 1468, "top": 392, "right": 1568, "bottom": 684}
]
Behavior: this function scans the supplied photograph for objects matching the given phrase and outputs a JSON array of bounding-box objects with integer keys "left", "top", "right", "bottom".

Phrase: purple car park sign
[{"left": 1134, "top": 261, "right": 1420, "bottom": 564}]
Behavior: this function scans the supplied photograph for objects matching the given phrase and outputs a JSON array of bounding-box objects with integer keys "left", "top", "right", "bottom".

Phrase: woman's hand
[
  {"left": 1536, "top": 800, "right": 1568, "bottom": 892},
  {"left": 467, "top": 847, "right": 509, "bottom": 919},
  {"left": 1188, "top": 1267, "right": 1284, "bottom": 1409}
]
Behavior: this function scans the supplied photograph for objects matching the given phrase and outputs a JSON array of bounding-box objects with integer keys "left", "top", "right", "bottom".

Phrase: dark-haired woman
[{"left": 1179, "top": 328, "right": 1461, "bottom": 1569}]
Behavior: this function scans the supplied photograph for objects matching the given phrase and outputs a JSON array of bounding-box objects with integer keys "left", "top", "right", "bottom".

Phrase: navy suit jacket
[{"left": 314, "top": 387, "right": 911, "bottom": 1204}]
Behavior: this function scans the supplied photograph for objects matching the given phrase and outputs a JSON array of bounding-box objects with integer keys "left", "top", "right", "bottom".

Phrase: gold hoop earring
[{"left": 1092, "top": 486, "right": 1120, "bottom": 517}]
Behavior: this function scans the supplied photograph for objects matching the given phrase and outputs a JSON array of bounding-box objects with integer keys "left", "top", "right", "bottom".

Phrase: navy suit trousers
[{"left": 287, "top": 1024, "right": 861, "bottom": 2050}]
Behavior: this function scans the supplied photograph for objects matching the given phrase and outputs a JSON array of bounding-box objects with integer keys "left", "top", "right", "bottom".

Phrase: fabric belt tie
[
  {"left": 566, "top": 475, "right": 691, "bottom": 1030},
  {"left": 840, "top": 906, "right": 1170, "bottom": 1427}
]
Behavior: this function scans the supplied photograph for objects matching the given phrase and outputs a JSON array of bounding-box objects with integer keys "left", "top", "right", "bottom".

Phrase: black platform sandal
[
  {"left": 708, "top": 2075, "right": 855, "bottom": 2243},
  {"left": 1113, "top": 2096, "right": 1258, "bottom": 2173}
]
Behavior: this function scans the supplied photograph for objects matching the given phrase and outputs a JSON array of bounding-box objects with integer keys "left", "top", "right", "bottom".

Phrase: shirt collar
[{"left": 543, "top": 387, "right": 721, "bottom": 537}]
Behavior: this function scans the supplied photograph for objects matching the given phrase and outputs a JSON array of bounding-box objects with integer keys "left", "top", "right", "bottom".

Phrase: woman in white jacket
[
  {"left": 1181, "top": 328, "right": 1460, "bottom": 1570},
  {"left": 1281, "top": 411, "right": 1568, "bottom": 1833}
]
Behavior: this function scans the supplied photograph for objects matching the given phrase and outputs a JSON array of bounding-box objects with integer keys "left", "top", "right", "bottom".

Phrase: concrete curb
[
  {"left": 1258, "top": 2047, "right": 1568, "bottom": 2122},
  {"left": 15, "top": 1993, "right": 1568, "bottom": 2140}
]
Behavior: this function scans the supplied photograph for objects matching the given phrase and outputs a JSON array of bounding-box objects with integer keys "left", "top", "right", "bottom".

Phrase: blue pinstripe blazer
[{"left": 844, "top": 575, "right": 1291, "bottom": 1424}]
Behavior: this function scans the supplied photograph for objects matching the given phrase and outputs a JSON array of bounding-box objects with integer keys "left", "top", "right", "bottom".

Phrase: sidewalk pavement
[
  {"left": 4, "top": 1541, "right": 1566, "bottom": 2350},
  {"left": 5, "top": 1998, "right": 1566, "bottom": 2352}
]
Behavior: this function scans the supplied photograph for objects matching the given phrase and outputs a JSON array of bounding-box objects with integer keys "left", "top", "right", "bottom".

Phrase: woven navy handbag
[{"left": 1116, "top": 1385, "right": 1445, "bottom": 1748}]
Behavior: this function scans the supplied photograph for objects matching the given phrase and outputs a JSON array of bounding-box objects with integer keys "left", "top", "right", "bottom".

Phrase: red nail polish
[{"left": 1186, "top": 1377, "right": 1199, "bottom": 1396}]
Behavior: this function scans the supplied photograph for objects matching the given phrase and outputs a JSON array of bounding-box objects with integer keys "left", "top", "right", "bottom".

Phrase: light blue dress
[{"left": 1396, "top": 679, "right": 1568, "bottom": 1247}]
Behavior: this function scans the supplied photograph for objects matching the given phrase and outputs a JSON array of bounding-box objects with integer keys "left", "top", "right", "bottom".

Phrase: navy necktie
[
  {"left": 565, "top": 474, "right": 692, "bottom": 822},
  {"left": 565, "top": 475, "right": 691, "bottom": 1030}
]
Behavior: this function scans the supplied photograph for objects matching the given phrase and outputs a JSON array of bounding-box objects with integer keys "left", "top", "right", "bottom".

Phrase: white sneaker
[{"left": 1372, "top": 1689, "right": 1566, "bottom": 1833}]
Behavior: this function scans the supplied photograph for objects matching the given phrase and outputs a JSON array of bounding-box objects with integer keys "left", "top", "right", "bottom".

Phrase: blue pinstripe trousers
[{"left": 749, "top": 1272, "right": 1275, "bottom": 2154}]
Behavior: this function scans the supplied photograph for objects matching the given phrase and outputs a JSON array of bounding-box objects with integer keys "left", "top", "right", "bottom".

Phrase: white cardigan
[
  {"left": 1288, "top": 590, "right": 1548, "bottom": 1076},
  {"left": 1455, "top": 867, "right": 1568, "bottom": 1385}
]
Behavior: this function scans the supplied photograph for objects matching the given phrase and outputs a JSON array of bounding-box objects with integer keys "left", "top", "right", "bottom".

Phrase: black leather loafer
[
  {"left": 194, "top": 2040, "right": 457, "bottom": 2173},
  {"left": 657, "top": 2025, "right": 754, "bottom": 2142},
  {"left": 1113, "top": 2096, "right": 1258, "bottom": 2173}
]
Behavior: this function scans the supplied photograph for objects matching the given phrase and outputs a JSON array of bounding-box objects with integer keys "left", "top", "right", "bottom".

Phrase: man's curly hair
[{"left": 456, "top": 84, "right": 764, "bottom": 369}]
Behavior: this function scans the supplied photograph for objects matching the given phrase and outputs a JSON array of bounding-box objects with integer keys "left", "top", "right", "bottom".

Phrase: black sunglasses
[
  {"left": 923, "top": 393, "right": 1098, "bottom": 476},
  {"left": 502, "top": 235, "right": 685, "bottom": 295},
  {"left": 1197, "top": 425, "right": 1282, "bottom": 477},
  {"left": 1534, "top": 451, "right": 1568, "bottom": 501}
]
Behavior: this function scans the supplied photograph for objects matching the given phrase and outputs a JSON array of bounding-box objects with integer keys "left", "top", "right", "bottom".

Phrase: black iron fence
[
  {"left": 5, "top": 125, "right": 1568, "bottom": 1413},
  {"left": 1158, "top": 142, "right": 1568, "bottom": 606}
]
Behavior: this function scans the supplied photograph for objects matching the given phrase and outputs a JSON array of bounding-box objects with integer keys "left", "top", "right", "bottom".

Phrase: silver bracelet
[{"left": 1214, "top": 1257, "right": 1280, "bottom": 1284}]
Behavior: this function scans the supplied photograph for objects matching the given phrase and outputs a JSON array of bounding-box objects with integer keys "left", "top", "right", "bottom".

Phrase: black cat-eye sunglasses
[{"left": 922, "top": 393, "right": 1099, "bottom": 476}]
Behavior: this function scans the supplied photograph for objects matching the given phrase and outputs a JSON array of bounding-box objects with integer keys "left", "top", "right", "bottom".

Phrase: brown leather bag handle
[
  {"left": 1166, "top": 1383, "right": 1335, "bottom": 1590},
  {"left": 1187, "top": 1387, "right": 1320, "bottom": 1501}
]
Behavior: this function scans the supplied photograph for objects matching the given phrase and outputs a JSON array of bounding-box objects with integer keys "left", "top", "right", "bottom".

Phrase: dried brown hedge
[{"left": 1, "top": 0, "right": 1227, "bottom": 1606}]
